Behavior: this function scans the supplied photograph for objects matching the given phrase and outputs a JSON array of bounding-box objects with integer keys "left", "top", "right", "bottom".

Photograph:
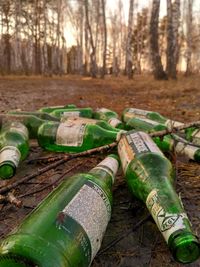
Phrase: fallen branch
[
  {"left": 0, "top": 191, "right": 22, "bottom": 208},
  {"left": 19, "top": 161, "right": 85, "bottom": 198},
  {"left": 0, "top": 142, "right": 117, "bottom": 195},
  {"left": 150, "top": 120, "right": 200, "bottom": 138}
]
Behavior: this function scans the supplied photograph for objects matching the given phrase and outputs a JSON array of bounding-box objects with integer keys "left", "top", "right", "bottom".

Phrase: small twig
[
  {"left": 98, "top": 214, "right": 151, "bottom": 256},
  {"left": 150, "top": 120, "right": 200, "bottom": 138},
  {"left": 19, "top": 161, "right": 85, "bottom": 198},
  {"left": 0, "top": 142, "right": 117, "bottom": 195},
  {"left": 0, "top": 191, "right": 22, "bottom": 208}
]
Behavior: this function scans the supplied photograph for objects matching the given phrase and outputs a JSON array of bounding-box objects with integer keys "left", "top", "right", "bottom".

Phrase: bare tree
[
  {"left": 166, "top": 0, "right": 180, "bottom": 79},
  {"left": 150, "top": 0, "right": 167, "bottom": 80},
  {"left": 125, "top": 0, "right": 134, "bottom": 79},
  {"left": 100, "top": 0, "right": 107, "bottom": 78},
  {"left": 84, "top": 0, "right": 97, "bottom": 78},
  {"left": 185, "top": 0, "right": 193, "bottom": 76}
]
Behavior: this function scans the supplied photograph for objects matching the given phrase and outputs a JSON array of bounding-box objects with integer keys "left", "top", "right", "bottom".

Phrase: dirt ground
[{"left": 0, "top": 74, "right": 200, "bottom": 267}]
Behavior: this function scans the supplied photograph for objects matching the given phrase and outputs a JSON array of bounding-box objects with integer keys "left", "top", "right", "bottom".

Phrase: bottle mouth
[
  {"left": 171, "top": 233, "right": 200, "bottom": 263},
  {"left": 0, "top": 162, "right": 16, "bottom": 179}
]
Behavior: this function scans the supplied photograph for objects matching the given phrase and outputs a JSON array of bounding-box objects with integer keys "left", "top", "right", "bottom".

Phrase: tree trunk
[
  {"left": 100, "top": 0, "right": 107, "bottom": 78},
  {"left": 84, "top": 0, "right": 97, "bottom": 78},
  {"left": 166, "top": 0, "right": 180, "bottom": 79},
  {"left": 150, "top": 0, "right": 167, "bottom": 80},
  {"left": 125, "top": 0, "right": 134, "bottom": 79},
  {"left": 185, "top": 0, "right": 193, "bottom": 76}
]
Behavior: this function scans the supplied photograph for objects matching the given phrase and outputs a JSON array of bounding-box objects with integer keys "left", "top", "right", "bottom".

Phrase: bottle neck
[{"left": 89, "top": 155, "right": 119, "bottom": 188}]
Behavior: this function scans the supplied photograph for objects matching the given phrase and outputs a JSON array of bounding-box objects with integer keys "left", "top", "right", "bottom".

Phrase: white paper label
[
  {"left": 0, "top": 146, "right": 21, "bottom": 167},
  {"left": 191, "top": 129, "right": 200, "bottom": 145},
  {"left": 62, "top": 111, "right": 81, "bottom": 118},
  {"left": 9, "top": 122, "right": 29, "bottom": 140},
  {"left": 108, "top": 118, "right": 121, "bottom": 128},
  {"left": 97, "top": 108, "right": 111, "bottom": 113},
  {"left": 62, "top": 180, "right": 111, "bottom": 260},
  {"left": 175, "top": 142, "right": 198, "bottom": 160},
  {"left": 165, "top": 120, "right": 183, "bottom": 130},
  {"left": 92, "top": 156, "right": 119, "bottom": 183},
  {"left": 61, "top": 117, "right": 97, "bottom": 125},
  {"left": 118, "top": 135, "right": 135, "bottom": 173},
  {"left": 146, "top": 190, "right": 187, "bottom": 243},
  {"left": 127, "top": 132, "right": 163, "bottom": 155},
  {"left": 56, "top": 122, "right": 86, "bottom": 147},
  {"left": 128, "top": 108, "right": 149, "bottom": 116}
]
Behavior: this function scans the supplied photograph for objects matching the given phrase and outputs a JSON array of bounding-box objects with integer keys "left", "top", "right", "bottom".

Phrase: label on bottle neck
[
  {"left": 146, "top": 189, "right": 188, "bottom": 243},
  {"left": 175, "top": 142, "right": 198, "bottom": 160},
  {"left": 61, "top": 116, "right": 97, "bottom": 124},
  {"left": 97, "top": 108, "right": 111, "bottom": 113},
  {"left": 62, "top": 111, "right": 81, "bottom": 118},
  {"left": 108, "top": 118, "right": 121, "bottom": 128},
  {"left": 56, "top": 122, "right": 86, "bottom": 147},
  {"left": 165, "top": 120, "right": 183, "bottom": 130},
  {"left": 58, "top": 180, "right": 111, "bottom": 263},
  {"left": 9, "top": 122, "right": 29, "bottom": 140},
  {"left": 191, "top": 129, "right": 200, "bottom": 145},
  {"left": 92, "top": 156, "right": 119, "bottom": 184},
  {"left": 0, "top": 146, "right": 21, "bottom": 167}
]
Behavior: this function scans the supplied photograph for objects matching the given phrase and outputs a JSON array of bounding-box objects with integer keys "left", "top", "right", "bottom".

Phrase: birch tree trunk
[
  {"left": 150, "top": 0, "right": 167, "bottom": 80},
  {"left": 185, "top": 0, "right": 193, "bottom": 76},
  {"left": 84, "top": 0, "right": 97, "bottom": 78},
  {"left": 100, "top": 0, "right": 107, "bottom": 78},
  {"left": 166, "top": 0, "right": 180, "bottom": 79},
  {"left": 125, "top": 0, "right": 134, "bottom": 79}
]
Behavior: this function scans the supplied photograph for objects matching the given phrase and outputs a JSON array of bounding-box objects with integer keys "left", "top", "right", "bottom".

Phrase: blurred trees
[{"left": 0, "top": 0, "right": 199, "bottom": 78}]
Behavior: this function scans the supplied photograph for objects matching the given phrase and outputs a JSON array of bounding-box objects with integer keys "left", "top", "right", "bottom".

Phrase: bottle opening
[{"left": 172, "top": 234, "right": 200, "bottom": 263}]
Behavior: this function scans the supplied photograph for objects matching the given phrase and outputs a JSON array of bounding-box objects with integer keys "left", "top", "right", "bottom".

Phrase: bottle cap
[{"left": 170, "top": 233, "right": 200, "bottom": 263}]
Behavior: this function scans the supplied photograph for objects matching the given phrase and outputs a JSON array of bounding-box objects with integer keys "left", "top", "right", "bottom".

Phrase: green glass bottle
[
  {"left": 118, "top": 131, "right": 200, "bottom": 263},
  {"left": 60, "top": 116, "right": 121, "bottom": 133},
  {"left": 123, "top": 108, "right": 200, "bottom": 145},
  {"left": 8, "top": 110, "right": 59, "bottom": 122},
  {"left": 0, "top": 114, "right": 48, "bottom": 139},
  {"left": 0, "top": 154, "right": 119, "bottom": 267},
  {"left": 38, "top": 120, "right": 123, "bottom": 153},
  {"left": 0, "top": 122, "right": 29, "bottom": 179},
  {"left": 38, "top": 104, "right": 77, "bottom": 113},
  {"left": 122, "top": 107, "right": 168, "bottom": 123},
  {"left": 125, "top": 117, "right": 167, "bottom": 132},
  {"left": 50, "top": 108, "right": 93, "bottom": 119},
  {"left": 93, "top": 108, "right": 124, "bottom": 129}
]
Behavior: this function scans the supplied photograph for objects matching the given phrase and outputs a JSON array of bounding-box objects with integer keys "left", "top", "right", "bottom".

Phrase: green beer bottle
[
  {"left": 60, "top": 116, "right": 121, "bottom": 133},
  {"left": 0, "top": 154, "right": 119, "bottom": 267},
  {"left": 125, "top": 117, "right": 167, "bottom": 132},
  {"left": 123, "top": 108, "right": 200, "bottom": 145},
  {"left": 38, "top": 104, "right": 77, "bottom": 113},
  {"left": 93, "top": 108, "right": 124, "bottom": 129},
  {"left": 38, "top": 120, "right": 123, "bottom": 153},
  {"left": 124, "top": 116, "right": 200, "bottom": 161},
  {"left": 0, "top": 121, "right": 29, "bottom": 179},
  {"left": 50, "top": 107, "right": 93, "bottom": 119},
  {"left": 118, "top": 131, "right": 200, "bottom": 263},
  {"left": 0, "top": 114, "right": 48, "bottom": 139},
  {"left": 8, "top": 110, "right": 59, "bottom": 122}
]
